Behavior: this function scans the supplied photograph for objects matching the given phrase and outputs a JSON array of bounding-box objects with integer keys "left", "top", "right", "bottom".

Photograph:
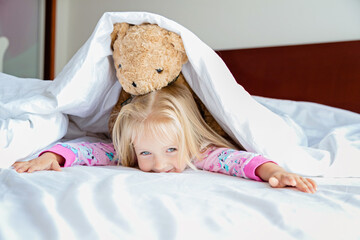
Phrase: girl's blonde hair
[{"left": 112, "top": 81, "right": 235, "bottom": 169}]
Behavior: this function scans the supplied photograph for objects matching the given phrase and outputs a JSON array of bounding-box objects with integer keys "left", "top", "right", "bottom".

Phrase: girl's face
[{"left": 133, "top": 132, "right": 187, "bottom": 173}]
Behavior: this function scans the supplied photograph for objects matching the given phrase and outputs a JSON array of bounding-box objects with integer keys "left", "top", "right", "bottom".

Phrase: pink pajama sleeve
[
  {"left": 193, "top": 147, "right": 276, "bottom": 181},
  {"left": 40, "top": 142, "right": 118, "bottom": 167}
]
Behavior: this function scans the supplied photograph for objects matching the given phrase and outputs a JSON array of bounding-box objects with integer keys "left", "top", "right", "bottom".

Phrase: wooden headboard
[{"left": 217, "top": 40, "right": 360, "bottom": 114}]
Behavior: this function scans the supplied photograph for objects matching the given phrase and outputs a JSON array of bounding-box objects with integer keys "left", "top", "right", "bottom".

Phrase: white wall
[{"left": 55, "top": 0, "right": 360, "bottom": 76}]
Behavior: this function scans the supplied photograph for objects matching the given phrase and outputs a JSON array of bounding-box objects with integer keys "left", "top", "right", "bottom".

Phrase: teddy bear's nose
[{"left": 132, "top": 82, "right": 137, "bottom": 87}]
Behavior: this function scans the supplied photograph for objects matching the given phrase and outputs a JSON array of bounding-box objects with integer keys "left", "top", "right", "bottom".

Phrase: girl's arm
[
  {"left": 194, "top": 147, "right": 317, "bottom": 193},
  {"left": 12, "top": 142, "right": 117, "bottom": 173}
]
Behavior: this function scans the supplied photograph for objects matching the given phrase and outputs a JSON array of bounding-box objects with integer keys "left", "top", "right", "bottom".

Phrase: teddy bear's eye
[
  {"left": 156, "top": 68, "right": 163, "bottom": 73},
  {"left": 118, "top": 64, "right": 122, "bottom": 69}
]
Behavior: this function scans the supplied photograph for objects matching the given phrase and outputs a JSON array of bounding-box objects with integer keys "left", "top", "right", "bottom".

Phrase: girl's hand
[
  {"left": 12, "top": 152, "right": 65, "bottom": 173},
  {"left": 256, "top": 162, "right": 317, "bottom": 193},
  {"left": 268, "top": 172, "right": 317, "bottom": 193}
]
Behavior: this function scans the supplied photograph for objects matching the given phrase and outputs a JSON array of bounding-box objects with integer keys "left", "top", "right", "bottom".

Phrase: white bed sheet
[
  {"left": 1, "top": 11, "right": 360, "bottom": 240},
  {"left": 1, "top": 165, "right": 360, "bottom": 240}
]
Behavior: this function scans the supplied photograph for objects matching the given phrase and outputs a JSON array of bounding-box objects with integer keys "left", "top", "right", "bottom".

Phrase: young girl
[{"left": 12, "top": 81, "right": 317, "bottom": 193}]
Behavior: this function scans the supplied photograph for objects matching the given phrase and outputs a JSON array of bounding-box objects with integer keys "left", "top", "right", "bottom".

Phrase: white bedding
[
  {"left": 1, "top": 12, "right": 360, "bottom": 239},
  {"left": 1, "top": 166, "right": 360, "bottom": 239}
]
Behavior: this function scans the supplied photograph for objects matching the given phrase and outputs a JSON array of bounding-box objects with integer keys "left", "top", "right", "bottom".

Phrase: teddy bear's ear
[
  {"left": 167, "top": 32, "right": 188, "bottom": 64},
  {"left": 111, "top": 23, "right": 130, "bottom": 50}
]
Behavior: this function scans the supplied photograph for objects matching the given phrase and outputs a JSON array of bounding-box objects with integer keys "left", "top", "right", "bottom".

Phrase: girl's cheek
[{"left": 138, "top": 158, "right": 152, "bottom": 172}]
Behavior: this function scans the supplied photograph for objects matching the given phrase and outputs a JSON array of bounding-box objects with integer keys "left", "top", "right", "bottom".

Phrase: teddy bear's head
[{"left": 110, "top": 23, "right": 188, "bottom": 95}]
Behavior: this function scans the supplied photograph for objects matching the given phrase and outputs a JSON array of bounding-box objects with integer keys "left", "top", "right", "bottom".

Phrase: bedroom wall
[
  {"left": 55, "top": 0, "right": 360, "bottom": 76},
  {"left": 0, "top": 0, "right": 45, "bottom": 78}
]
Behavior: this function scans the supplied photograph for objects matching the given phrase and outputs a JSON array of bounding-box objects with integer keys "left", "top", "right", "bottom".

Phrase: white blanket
[
  {"left": 1, "top": 166, "right": 360, "bottom": 240},
  {"left": 1, "top": 12, "right": 360, "bottom": 177}
]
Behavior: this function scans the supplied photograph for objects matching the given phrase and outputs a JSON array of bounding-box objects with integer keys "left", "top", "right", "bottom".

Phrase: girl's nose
[{"left": 153, "top": 157, "right": 168, "bottom": 173}]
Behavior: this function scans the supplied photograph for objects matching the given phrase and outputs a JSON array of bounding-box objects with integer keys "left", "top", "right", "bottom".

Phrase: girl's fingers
[
  {"left": 293, "top": 177, "right": 317, "bottom": 193},
  {"left": 13, "top": 160, "right": 52, "bottom": 173},
  {"left": 295, "top": 177, "right": 311, "bottom": 193},
  {"left": 269, "top": 177, "right": 280, "bottom": 187},
  {"left": 282, "top": 175, "right": 297, "bottom": 187},
  {"left": 27, "top": 165, "right": 42, "bottom": 173},
  {"left": 303, "top": 178, "right": 317, "bottom": 193},
  {"left": 307, "top": 178, "right": 318, "bottom": 190},
  {"left": 270, "top": 175, "right": 296, "bottom": 188},
  {"left": 15, "top": 164, "right": 30, "bottom": 173},
  {"left": 12, "top": 161, "right": 32, "bottom": 173},
  {"left": 12, "top": 163, "right": 20, "bottom": 168},
  {"left": 270, "top": 173, "right": 317, "bottom": 193},
  {"left": 12, "top": 162, "right": 24, "bottom": 169}
]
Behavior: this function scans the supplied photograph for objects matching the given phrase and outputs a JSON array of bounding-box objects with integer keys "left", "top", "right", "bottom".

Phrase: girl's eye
[
  {"left": 167, "top": 148, "right": 177, "bottom": 153},
  {"left": 140, "top": 151, "right": 151, "bottom": 156}
]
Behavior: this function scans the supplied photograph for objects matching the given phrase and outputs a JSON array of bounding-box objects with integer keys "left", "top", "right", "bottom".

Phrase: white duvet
[{"left": 1, "top": 12, "right": 359, "bottom": 176}]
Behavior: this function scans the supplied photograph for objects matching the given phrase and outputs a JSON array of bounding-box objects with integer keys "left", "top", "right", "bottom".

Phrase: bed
[{"left": 1, "top": 12, "right": 360, "bottom": 240}]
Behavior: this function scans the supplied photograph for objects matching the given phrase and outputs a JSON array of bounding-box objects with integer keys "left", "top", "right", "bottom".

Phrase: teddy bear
[{"left": 109, "top": 22, "right": 238, "bottom": 147}]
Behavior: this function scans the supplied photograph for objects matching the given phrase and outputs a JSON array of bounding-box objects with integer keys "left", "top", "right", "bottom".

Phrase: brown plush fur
[{"left": 109, "top": 23, "right": 238, "bottom": 147}]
